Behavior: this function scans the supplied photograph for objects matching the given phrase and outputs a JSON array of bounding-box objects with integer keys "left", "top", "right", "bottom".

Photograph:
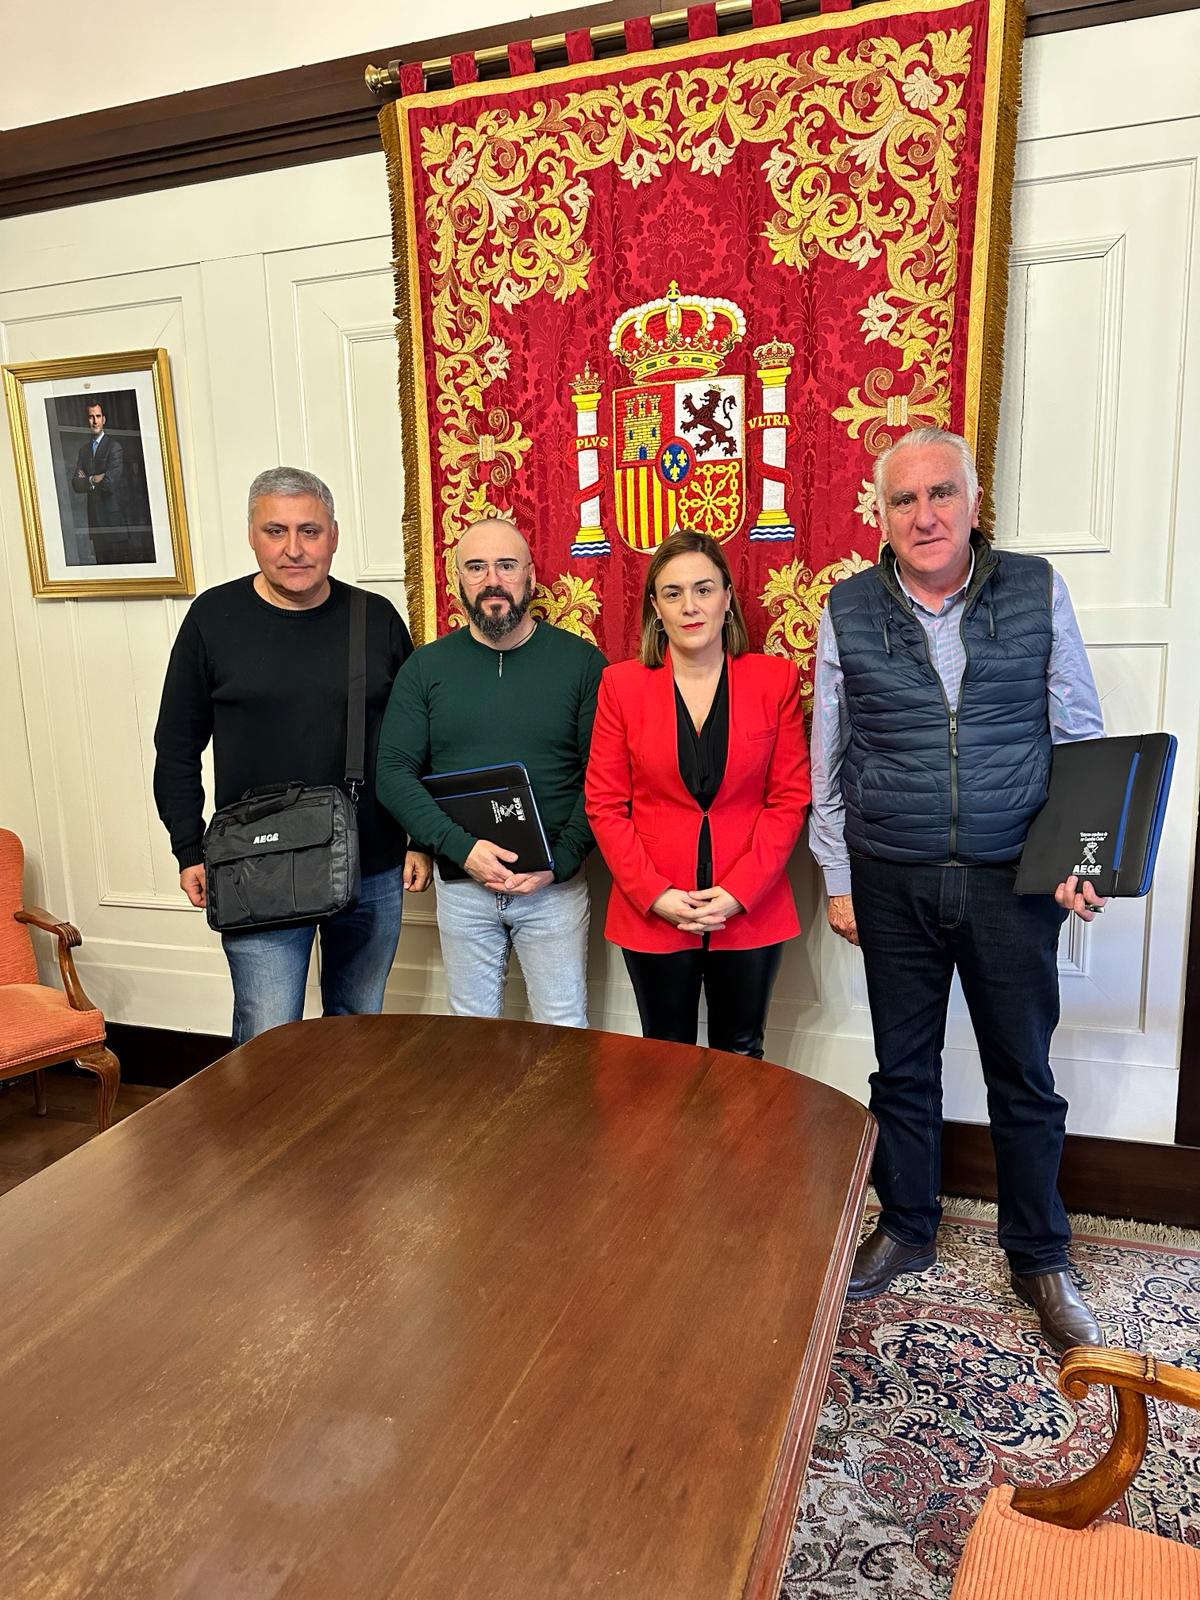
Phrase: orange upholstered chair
[
  {"left": 0, "top": 828, "right": 120, "bottom": 1132},
  {"left": 951, "top": 1347, "right": 1200, "bottom": 1599}
]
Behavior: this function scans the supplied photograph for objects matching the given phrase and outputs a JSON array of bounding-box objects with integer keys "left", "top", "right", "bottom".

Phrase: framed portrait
[{"left": 2, "top": 348, "right": 194, "bottom": 599}]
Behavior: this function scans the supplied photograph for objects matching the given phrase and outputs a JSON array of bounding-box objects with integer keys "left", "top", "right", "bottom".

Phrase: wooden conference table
[{"left": 0, "top": 1015, "right": 874, "bottom": 1600}]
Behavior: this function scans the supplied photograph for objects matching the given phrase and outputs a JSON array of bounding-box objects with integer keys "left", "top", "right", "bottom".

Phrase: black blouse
[{"left": 674, "top": 656, "right": 730, "bottom": 890}]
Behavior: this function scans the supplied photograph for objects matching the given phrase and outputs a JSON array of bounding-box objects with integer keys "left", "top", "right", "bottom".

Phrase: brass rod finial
[{"left": 365, "top": 62, "right": 400, "bottom": 98}]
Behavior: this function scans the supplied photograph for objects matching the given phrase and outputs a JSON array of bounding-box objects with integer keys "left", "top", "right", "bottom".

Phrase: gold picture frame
[{"left": 2, "top": 347, "right": 194, "bottom": 599}]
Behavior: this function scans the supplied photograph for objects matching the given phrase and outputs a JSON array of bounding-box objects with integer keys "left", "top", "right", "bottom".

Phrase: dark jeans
[
  {"left": 622, "top": 944, "right": 784, "bottom": 1058},
  {"left": 850, "top": 853, "right": 1071, "bottom": 1277},
  {"left": 222, "top": 866, "right": 403, "bottom": 1046}
]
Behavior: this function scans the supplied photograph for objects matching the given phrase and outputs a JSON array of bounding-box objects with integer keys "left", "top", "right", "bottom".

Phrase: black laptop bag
[{"left": 202, "top": 591, "right": 367, "bottom": 932}]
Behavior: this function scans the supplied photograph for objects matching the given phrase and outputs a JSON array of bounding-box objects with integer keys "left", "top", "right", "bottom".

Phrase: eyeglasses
[{"left": 459, "top": 558, "right": 529, "bottom": 582}]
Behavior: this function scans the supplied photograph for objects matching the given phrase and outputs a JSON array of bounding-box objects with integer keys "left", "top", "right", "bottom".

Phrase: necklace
[{"left": 496, "top": 620, "right": 537, "bottom": 678}]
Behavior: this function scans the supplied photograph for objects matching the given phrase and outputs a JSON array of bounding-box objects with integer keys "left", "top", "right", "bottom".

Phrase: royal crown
[
  {"left": 570, "top": 360, "right": 601, "bottom": 396},
  {"left": 754, "top": 340, "right": 795, "bottom": 369},
  {"left": 609, "top": 282, "right": 746, "bottom": 384}
]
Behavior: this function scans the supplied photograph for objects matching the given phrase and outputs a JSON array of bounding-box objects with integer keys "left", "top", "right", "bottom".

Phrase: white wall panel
[
  {"left": 264, "top": 242, "right": 408, "bottom": 599},
  {"left": 995, "top": 236, "right": 1123, "bottom": 555},
  {"left": 994, "top": 155, "right": 1195, "bottom": 608}
]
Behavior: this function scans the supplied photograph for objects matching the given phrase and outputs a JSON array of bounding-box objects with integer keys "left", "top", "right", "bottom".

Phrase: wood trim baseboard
[
  {"left": 943, "top": 1120, "right": 1200, "bottom": 1230},
  {"left": 103, "top": 1022, "right": 231, "bottom": 1088},
  {"left": 2, "top": 0, "right": 1197, "bottom": 221}
]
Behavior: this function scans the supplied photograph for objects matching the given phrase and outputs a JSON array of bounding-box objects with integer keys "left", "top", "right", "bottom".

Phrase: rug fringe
[
  {"left": 866, "top": 1190, "right": 1200, "bottom": 1248},
  {"left": 941, "top": 1195, "right": 1200, "bottom": 1249}
]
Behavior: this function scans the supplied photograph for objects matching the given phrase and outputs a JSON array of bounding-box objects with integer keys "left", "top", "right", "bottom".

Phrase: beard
[{"left": 460, "top": 579, "right": 534, "bottom": 642}]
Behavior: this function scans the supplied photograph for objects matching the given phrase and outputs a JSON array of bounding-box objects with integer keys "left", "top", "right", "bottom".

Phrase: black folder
[
  {"left": 421, "top": 762, "right": 554, "bottom": 883},
  {"left": 1015, "top": 733, "right": 1176, "bottom": 898}
]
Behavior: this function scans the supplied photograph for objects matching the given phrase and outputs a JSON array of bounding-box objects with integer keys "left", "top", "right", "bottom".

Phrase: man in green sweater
[{"left": 377, "top": 518, "right": 606, "bottom": 1026}]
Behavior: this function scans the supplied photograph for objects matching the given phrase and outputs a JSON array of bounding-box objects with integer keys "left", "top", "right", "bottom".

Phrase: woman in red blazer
[{"left": 586, "top": 530, "right": 811, "bottom": 1057}]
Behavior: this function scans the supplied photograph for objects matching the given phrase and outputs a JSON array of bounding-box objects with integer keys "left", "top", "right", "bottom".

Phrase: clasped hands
[
  {"left": 652, "top": 885, "right": 743, "bottom": 934},
  {"left": 464, "top": 839, "right": 553, "bottom": 897}
]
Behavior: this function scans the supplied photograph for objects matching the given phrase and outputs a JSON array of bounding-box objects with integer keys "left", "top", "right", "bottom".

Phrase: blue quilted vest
[{"left": 826, "top": 534, "right": 1054, "bottom": 864}]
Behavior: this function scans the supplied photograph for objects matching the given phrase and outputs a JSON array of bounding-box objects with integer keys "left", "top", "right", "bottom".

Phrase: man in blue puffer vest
[{"left": 810, "top": 427, "right": 1106, "bottom": 1354}]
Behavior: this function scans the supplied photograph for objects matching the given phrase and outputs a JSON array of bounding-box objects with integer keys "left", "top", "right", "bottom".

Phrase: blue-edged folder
[
  {"left": 421, "top": 761, "right": 554, "bottom": 883},
  {"left": 1016, "top": 733, "right": 1176, "bottom": 898}
]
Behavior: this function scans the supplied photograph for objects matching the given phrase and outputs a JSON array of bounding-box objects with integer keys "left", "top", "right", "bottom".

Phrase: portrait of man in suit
[
  {"left": 57, "top": 391, "right": 155, "bottom": 567},
  {"left": 69, "top": 400, "right": 127, "bottom": 562}
]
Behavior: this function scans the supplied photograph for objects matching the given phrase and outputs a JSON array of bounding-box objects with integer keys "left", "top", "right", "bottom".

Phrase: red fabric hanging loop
[
  {"left": 450, "top": 52, "right": 478, "bottom": 85},
  {"left": 398, "top": 61, "right": 425, "bottom": 98},
  {"left": 565, "top": 29, "right": 594, "bottom": 64},
  {"left": 688, "top": 4, "right": 719, "bottom": 39},
  {"left": 506, "top": 40, "right": 536, "bottom": 77},
  {"left": 624, "top": 16, "right": 654, "bottom": 53},
  {"left": 751, "top": 0, "right": 782, "bottom": 26},
  {"left": 820, "top": 0, "right": 854, "bottom": 11}
]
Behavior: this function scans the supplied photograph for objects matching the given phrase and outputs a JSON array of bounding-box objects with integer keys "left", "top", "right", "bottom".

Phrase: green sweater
[{"left": 376, "top": 624, "right": 607, "bottom": 882}]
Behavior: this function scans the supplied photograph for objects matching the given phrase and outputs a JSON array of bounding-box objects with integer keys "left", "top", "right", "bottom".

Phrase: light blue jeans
[
  {"left": 222, "top": 866, "right": 403, "bottom": 1046},
  {"left": 434, "top": 870, "right": 590, "bottom": 1027}
]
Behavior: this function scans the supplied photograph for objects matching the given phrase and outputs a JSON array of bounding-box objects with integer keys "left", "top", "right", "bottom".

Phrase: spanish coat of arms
[{"left": 566, "top": 282, "right": 797, "bottom": 558}]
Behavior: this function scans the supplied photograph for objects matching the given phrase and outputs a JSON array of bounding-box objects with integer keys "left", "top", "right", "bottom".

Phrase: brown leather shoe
[
  {"left": 1010, "top": 1269, "right": 1102, "bottom": 1353},
  {"left": 846, "top": 1227, "right": 937, "bottom": 1301}
]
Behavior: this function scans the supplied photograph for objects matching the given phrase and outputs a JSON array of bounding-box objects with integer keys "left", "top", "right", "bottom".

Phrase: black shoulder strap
[{"left": 344, "top": 589, "right": 368, "bottom": 795}]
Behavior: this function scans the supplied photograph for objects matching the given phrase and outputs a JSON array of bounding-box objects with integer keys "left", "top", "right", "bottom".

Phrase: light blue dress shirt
[{"left": 809, "top": 557, "right": 1105, "bottom": 896}]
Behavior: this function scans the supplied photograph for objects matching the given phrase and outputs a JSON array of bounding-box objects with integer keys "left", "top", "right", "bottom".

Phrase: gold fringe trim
[
  {"left": 967, "top": 0, "right": 1026, "bottom": 537},
  {"left": 378, "top": 102, "right": 433, "bottom": 645}
]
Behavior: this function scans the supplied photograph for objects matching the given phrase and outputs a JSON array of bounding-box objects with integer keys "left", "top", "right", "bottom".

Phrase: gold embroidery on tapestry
[
  {"left": 417, "top": 31, "right": 973, "bottom": 646},
  {"left": 761, "top": 553, "right": 874, "bottom": 713}
]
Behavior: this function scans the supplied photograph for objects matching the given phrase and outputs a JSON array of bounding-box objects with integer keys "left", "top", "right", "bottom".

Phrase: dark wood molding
[
  {"left": 943, "top": 1121, "right": 1200, "bottom": 1230},
  {"left": 103, "top": 1022, "right": 230, "bottom": 1089},
  {"left": 1175, "top": 796, "right": 1200, "bottom": 1145},
  {"left": 2, "top": 0, "right": 1197, "bottom": 222}
]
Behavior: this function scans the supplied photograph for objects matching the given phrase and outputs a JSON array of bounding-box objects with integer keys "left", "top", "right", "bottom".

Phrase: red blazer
[{"left": 586, "top": 650, "right": 811, "bottom": 953}]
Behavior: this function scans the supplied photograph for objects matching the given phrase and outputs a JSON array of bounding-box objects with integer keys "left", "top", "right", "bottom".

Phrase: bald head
[
  {"left": 455, "top": 518, "right": 536, "bottom": 644},
  {"left": 456, "top": 518, "right": 531, "bottom": 570}
]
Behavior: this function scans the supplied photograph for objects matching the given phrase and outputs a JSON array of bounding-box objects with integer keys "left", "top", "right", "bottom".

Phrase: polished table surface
[{"left": 0, "top": 1015, "right": 874, "bottom": 1600}]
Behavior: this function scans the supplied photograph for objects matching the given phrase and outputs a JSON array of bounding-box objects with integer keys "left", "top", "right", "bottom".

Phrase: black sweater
[{"left": 153, "top": 575, "right": 411, "bottom": 875}]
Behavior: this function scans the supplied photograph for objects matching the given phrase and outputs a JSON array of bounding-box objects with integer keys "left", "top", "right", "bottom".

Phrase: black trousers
[
  {"left": 850, "top": 852, "right": 1071, "bottom": 1276},
  {"left": 622, "top": 943, "right": 784, "bottom": 1059}
]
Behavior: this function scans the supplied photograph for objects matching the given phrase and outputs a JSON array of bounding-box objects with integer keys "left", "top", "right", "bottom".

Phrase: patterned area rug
[{"left": 782, "top": 1207, "right": 1200, "bottom": 1598}]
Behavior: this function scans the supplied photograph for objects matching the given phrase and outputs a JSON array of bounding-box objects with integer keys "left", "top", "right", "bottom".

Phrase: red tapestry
[{"left": 379, "top": 0, "right": 1023, "bottom": 699}]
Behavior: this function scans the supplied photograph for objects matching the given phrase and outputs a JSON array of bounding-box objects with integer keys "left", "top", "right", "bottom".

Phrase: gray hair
[
  {"left": 247, "top": 466, "right": 335, "bottom": 523},
  {"left": 873, "top": 428, "right": 979, "bottom": 525}
]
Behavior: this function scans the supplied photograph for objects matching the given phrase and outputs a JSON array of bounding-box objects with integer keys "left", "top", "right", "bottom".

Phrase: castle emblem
[{"left": 567, "top": 283, "right": 797, "bottom": 557}]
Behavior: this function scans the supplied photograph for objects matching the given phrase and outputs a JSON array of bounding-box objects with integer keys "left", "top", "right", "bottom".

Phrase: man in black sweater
[{"left": 153, "top": 466, "right": 430, "bottom": 1044}]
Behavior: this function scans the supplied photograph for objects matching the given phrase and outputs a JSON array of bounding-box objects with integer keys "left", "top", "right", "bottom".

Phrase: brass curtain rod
[{"left": 366, "top": 0, "right": 823, "bottom": 98}]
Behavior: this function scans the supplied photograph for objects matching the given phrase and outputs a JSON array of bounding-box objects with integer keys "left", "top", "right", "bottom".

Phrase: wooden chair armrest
[
  {"left": 1058, "top": 1347, "right": 1200, "bottom": 1411},
  {"left": 15, "top": 906, "right": 82, "bottom": 948},
  {"left": 14, "top": 906, "right": 98, "bottom": 1013},
  {"left": 1010, "top": 1348, "right": 1200, "bottom": 1531}
]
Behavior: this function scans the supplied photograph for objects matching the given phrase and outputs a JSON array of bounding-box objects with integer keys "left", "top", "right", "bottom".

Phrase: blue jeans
[
  {"left": 850, "top": 853, "right": 1071, "bottom": 1277},
  {"left": 222, "top": 867, "right": 403, "bottom": 1046},
  {"left": 434, "top": 870, "right": 590, "bottom": 1027}
]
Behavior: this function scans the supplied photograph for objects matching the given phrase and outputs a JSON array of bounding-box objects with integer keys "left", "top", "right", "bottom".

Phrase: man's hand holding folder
[
  {"left": 1053, "top": 874, "right": 1107, "bottom": 922},
  {"left": 1016, "top": 733, "right": 1176, "bottom": 904}
]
